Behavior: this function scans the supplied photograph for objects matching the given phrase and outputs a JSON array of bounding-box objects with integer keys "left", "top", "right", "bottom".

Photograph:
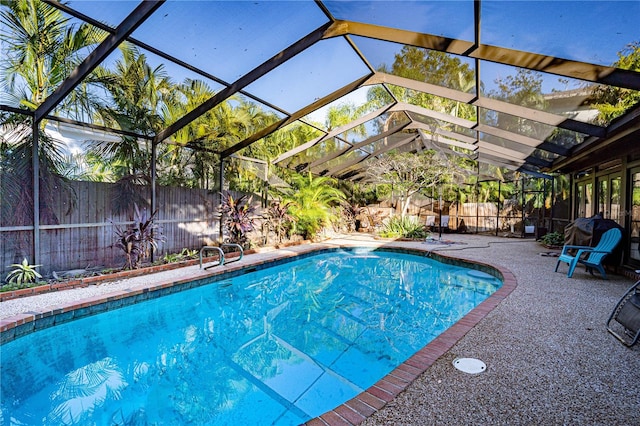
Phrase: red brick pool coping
[{"left": 0, "top": 243, "right": 516, "bottom": 425}]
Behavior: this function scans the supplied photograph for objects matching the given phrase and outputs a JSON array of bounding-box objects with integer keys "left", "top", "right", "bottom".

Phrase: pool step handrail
[
  {"left": 199, "top": 244, "right": 244, "bottom": 270},
  {"left": 200, "top": 246, "right": 224, "bottom": 270},
  {"left": 221, "top": 243, "right": 243, "bottom": 264}
]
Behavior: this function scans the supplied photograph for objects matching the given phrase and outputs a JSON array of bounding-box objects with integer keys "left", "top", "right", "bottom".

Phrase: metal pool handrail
[
  {"left": 221, "top": 243, "right": 243, "bottom": 264},
  {"left": 199, "top": 244, "right": 244, "bottom": 270},
  {"left": 200, "top": 246, "right": 224, "bottom": 270}
]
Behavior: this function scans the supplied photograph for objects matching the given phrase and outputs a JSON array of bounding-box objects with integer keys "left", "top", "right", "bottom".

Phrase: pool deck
[{"left": 1, "top": 233, "right": 639, "bottom": 425}]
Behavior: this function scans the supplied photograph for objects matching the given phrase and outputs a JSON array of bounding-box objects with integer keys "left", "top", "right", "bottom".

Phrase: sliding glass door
[
  {"left": 597, "top": 174, "right": 621, "bottom": 223},
  {"left": 575, "top": 181, "right": 593, "bottom": 218}
]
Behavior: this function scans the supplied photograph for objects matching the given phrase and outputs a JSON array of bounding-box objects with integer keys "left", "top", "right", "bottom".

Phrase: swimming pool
[{"left": 1, "top": 247, "right": 502, "bottom": 425}]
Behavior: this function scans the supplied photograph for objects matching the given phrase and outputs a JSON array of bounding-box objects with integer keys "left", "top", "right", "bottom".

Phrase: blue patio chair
[{"left": 554, "top": 227, "right": 622, "bottom": 279}]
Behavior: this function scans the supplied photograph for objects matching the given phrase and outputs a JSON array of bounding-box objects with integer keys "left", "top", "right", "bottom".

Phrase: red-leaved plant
[
  {"left": 114, "top": 204, "right": 165, "bottom": 269},
  {"left": 219, "top": 191, "right": 256, "bottom": 248}
]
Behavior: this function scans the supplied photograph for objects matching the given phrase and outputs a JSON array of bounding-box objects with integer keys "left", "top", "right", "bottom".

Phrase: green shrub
[
  {"left": 283, "top": 173, "right": 346, "bottom": 240},
  {"left": 162, "top": 248, "right": 198, "bottom": 264},
  {"left": 378, "top": 216, "right": 430, "bottom": 239},
  {"left": 540, "top": 231, "right": 564, "bottom": 246},
  {"left": 0, "top": 281, "right": 45, "bottom": 292}
]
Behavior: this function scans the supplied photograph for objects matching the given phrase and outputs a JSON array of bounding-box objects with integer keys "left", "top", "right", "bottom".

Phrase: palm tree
[
  {"left": 0, "top": 0, "right": 104, "bottom": 251},
  {"left": 282, "top": 172, "right": 346, "bottom": 240},
  {"left": 1, "top": 0, "right": 107, "bottom": 115},
  {"left": 91, "top": 47, "right": 174, "bottom": 176},
  {"left": 158, "top": 79, "right": 275, "bottom": 191},
  {"left": 154, "top": 78, "right": 218, "bottom": 188},
  {"left": 88, "top": 47, "right": 176, "bottom": 211}
]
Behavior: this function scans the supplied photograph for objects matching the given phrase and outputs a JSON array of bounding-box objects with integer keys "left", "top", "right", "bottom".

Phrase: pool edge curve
[{"left": 0, "top": 243, "right": 517, "bottom": 425}]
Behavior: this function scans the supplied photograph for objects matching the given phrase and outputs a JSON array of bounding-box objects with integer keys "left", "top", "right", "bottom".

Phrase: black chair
[{"left": 607, "top": 280, "right": 640, "bottom": 347}]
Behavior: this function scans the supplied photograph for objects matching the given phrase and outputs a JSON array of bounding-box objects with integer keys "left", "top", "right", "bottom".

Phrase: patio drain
[{"left": 453, "top": 357, "right": 486, "bottom": 374}]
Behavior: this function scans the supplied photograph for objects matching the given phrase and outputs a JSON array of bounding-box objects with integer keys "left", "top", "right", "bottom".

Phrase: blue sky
[{"left": 63, "top": 1, "right": 640, "bottom": 113}]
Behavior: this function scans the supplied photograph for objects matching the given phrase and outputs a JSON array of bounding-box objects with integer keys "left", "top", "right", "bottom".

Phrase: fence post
[
  {"left": 496, "top": 180, "right": 501, "bottom": 236},
  {"left": 218, "top": 157, "right": 225, "bottom": 242},
  {"left": 32, "top": 119, "right": 40, "bottom": 267},
  {"left": 150, "top": 141, "right": 157, "bottom": 262}
]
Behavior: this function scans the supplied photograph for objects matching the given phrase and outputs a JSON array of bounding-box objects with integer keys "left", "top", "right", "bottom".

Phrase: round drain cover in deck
[{"left": 453, "top": 358, "right": 486, "bottom": 374}]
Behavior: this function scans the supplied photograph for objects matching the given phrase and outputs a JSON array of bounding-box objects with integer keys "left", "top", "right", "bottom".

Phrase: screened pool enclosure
[{"left": 1, "top": 0, "right": 640, "bottom": 276}]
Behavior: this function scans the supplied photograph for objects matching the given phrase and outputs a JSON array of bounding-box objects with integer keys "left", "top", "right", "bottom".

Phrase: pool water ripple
[{"left": 1, "top": 248, "right": 501, "bottom": 425}]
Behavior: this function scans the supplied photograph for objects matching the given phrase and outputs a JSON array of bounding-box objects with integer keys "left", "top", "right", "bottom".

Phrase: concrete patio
[{"left": 1, "top": 233, "right": 638, "bottom": 425}]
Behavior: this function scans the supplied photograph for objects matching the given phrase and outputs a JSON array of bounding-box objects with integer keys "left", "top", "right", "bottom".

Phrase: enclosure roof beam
[
  {"left": 474, "top": 123, "right": 557, "bottom": 153},
  {"left": 413, "top": 126, "right": 477, "bottom": 152},
  {"left": 304, "top": 120, "right": 412, "bottom": 171},
  {"left": 1, "top": 104, "right": 33, "bottom": 116},
  {"left": 272, "top": 97, "right": 394, "bottom": 164},
  {"left": 328, "top": 20, "right": 474, "bottom": 55},
  {"left": 331, "top": 20, "right": 640, "bottom": 90},
  {"left": 476, "top": 153, "right": 522, "bottom": 171},
  {"left": 366, "top": 72, "right": 477, "bottom": 104},
  {"left": 1, "top": 104, "right": 152, "bottom": 141},
  {"left": 221, "top": 74, "right": 372, "bottom": 159},
  {"left": 45, "top": 115, "right": 153, "bottom": 141},
  {"left": 321, "top": 103, "right": 397, "bottom": 142},
  {"left": 325, "top": 134, "right": 418, "bottom": 177},
  {"left": 472, "top": 97, "right": 605, "bottom": 138},
  {"left": 369, "top": 72, "right": 606, "bottom": 138},
  {"left": 468, "top": 44, "right": 640, "bottom": 92},
  {"left": 550, "top": 104, "right": 640, "bottom": 172},
  {"left": 45, "top": 0, "right": 290, "bottom": 118},
  {"left": 477, "top": 141, "right": 532, "bottom": 162},
  {"left": 522, "top": 156, "right": 554, "bottom": 169},
  {"left": 427, "top": 127, "right": 478, "bottom": 145},
  {"left": 392, "top": 103, "right": 476, "bottom": 128},
  {"left": 34, "top": 1, "right": 164, "bottom": 123},
  {"left": 273, "top": 135, "right": 325, "bottom": 165},
  {"left": 154, "top": 21, "right": 334, "bottom": 145}
]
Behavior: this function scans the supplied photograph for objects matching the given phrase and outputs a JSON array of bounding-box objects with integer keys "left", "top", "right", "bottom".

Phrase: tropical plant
[
  {"left": 0, "top": 0, "right": 104, "bottom": 231},
  {"left": 219, "top": 191, "right": 256, "bottom": 248},
  {"left": 162, "top": 248, "right": 198, "bottom": 264},
  {"left": 540, "top": 231, "right": 564, "bottom": 247},
  {"left": 591, "top": 41, "right": 640, "bottom": 125},
  {"left": 1, "top": 0, "right": 107, "bottom": 115},
  {"left": 95, "top": 46, "right": 172, "bottom": 140},
  {"left": 263, "top": 200, "right": 294, "bottom": 244},
  {"left": 378, "top": 215, "right": 430, "bottom": 239},
  {"left": 89, "top": 47, "right": 174, "bottom": 211},
  {"left": 281, "top": 173, "right": 346, "bottom": 240},
  {"left": 113, "top": 204, "right": 164, "bottom": 269},
  {"left": 5, "top": 258, "right": 42, "bottom": 285}
]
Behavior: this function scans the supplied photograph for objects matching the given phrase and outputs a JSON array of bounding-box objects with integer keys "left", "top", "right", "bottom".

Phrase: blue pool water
[{"left": 1, "top": 248, "right": 501, "bottom": 425}]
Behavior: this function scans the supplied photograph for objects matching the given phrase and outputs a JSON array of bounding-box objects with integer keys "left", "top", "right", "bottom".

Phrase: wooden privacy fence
[
  {"left": 0, "top": 181, "right": 238, "bottom": 276},
  {"left": 451, "top": 203, "right": 497, "bottom": 232}
]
